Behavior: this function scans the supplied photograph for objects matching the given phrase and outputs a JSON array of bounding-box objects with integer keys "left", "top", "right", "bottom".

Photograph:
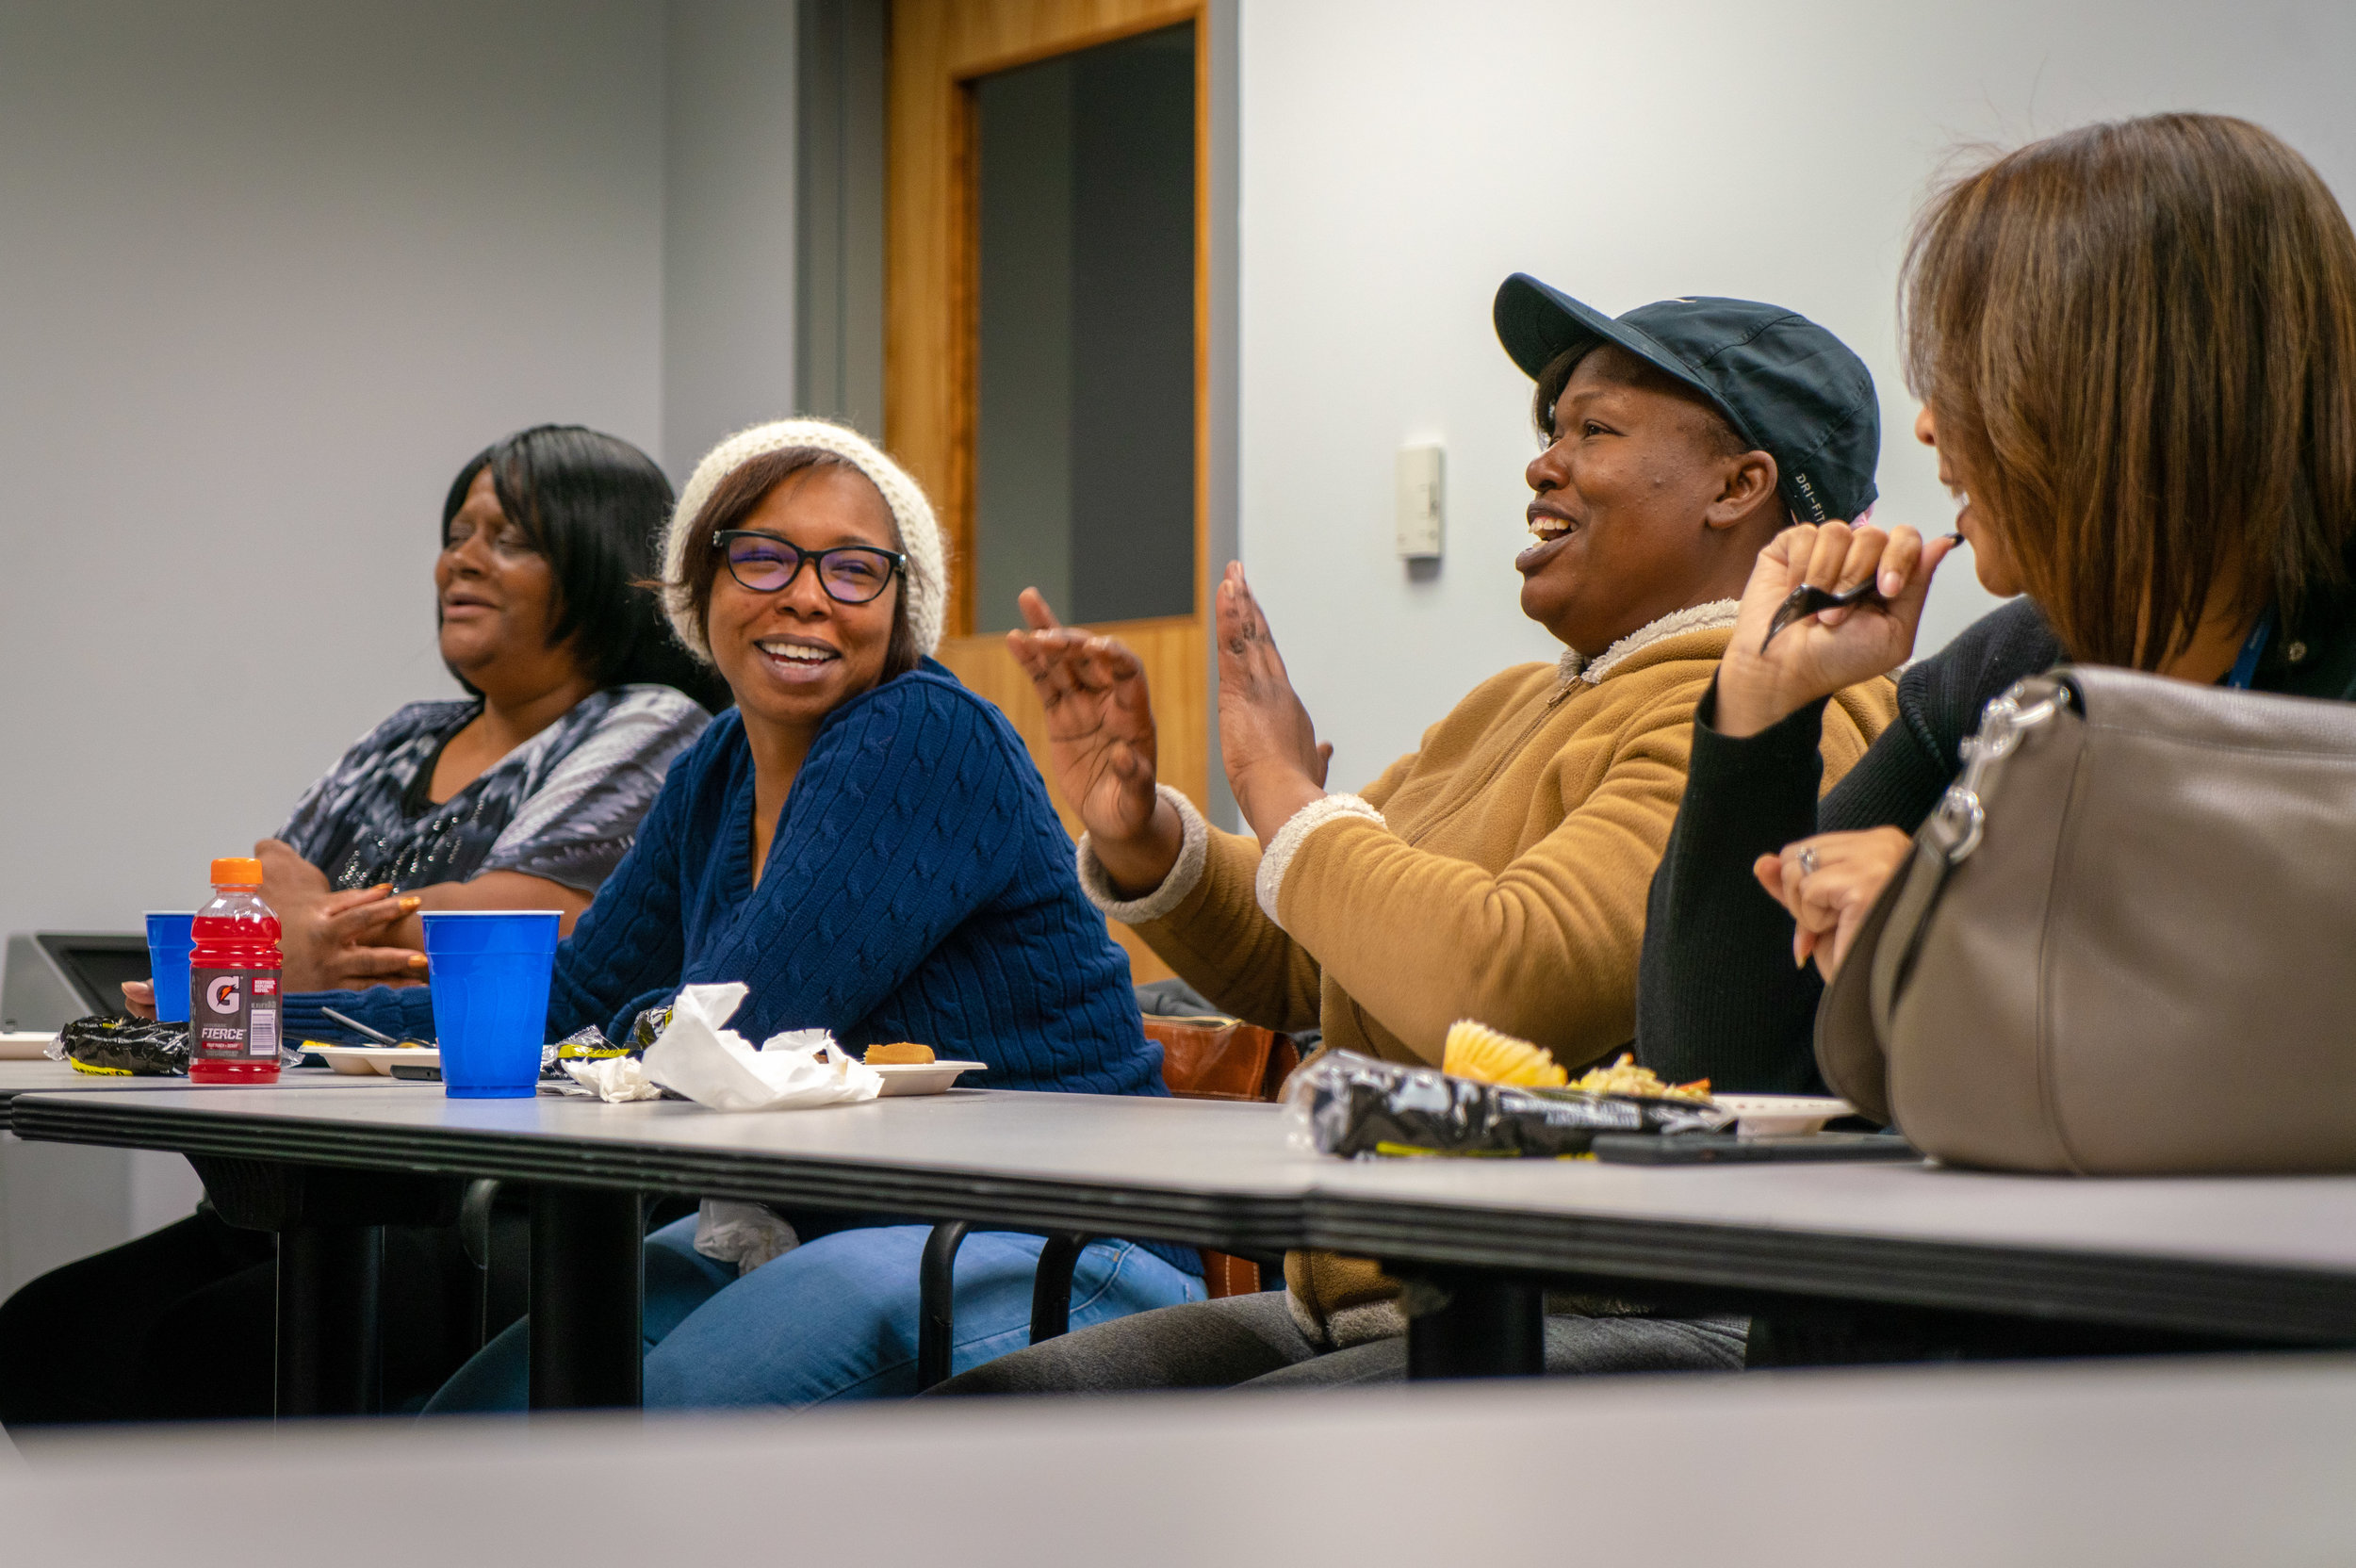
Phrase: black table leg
[
  {"left": 528, "top": 1184, "right": 645, "bottom": 1412},
  {"left": 275, "top": 1223, "right": 384, "bottom": 1418},
  {"left": 1400, "top": 1267, "right": 1545, "bottom": 1380}
]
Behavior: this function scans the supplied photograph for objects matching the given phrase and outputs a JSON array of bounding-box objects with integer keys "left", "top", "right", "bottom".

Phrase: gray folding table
[
  {"left": 16, "top": 1082, "right": 2356, "bottom": 1407},
  {"left": 0, "top": 1058, "right": 417, "bottom": 1112},
  {"left": 1303, "top": 1152, "right": 2356, "bottom": 1370},
  {"left": 9, "top": 1085, "right": 1317, "bottom": 1409}
]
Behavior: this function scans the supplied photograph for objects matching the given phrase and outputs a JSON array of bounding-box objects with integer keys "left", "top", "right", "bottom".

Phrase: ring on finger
[{"left": 1797, "top": 845, "right": 1820, "bottom": 877}]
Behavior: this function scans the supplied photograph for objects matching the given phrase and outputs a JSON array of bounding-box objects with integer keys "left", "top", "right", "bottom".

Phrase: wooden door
[{"left": 888, "top": 0, "right": 1208, "bottom": 983}]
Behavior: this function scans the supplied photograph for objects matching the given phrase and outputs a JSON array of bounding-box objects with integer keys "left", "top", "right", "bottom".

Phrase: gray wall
[
  {"left": 794, "top": 0, "right": 886, "bottom": 436},
  {"left": 663, "top": 0, "right": 800, "bottom": 481},
  {"left": 0, "top": 0, "right": 670, "bottom": 952},
  {"left": 1234, "top": 0, "right": 2356, "bottom": 791}
]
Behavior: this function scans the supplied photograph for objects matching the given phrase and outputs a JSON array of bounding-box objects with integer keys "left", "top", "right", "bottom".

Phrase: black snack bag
[
  {"left": 57, "top": 1015, "right": 191, "bottom": 1077},
  {"left": 1284, "top": 1051, "right": 1730, "bottom": 1159},
  {"left": 627, "top": 1004, "right": 673, "bottom": 1052},
  {"left": 544, "top": 1024, "right": 627, "bottom": 1080},
  {"left": 540, "top": 1004, "right": 675, "bottom": 1080}
]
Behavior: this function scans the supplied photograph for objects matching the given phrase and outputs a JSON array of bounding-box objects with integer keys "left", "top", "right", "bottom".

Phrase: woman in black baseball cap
[{"left": 933, "top": 279, "right": 1899, "bottom": 1396}]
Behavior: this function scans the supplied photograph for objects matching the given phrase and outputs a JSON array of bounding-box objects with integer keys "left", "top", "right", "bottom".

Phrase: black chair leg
[
  {"left": 528, "top": 1185, "right": 645, "bottom": 1412},
  {"left": 1029, "top": 1233, "right": 1091, "bottom": 1344},
  {"left": 915, "top": 1220, "right": 973, "bottom": 1391},
  {"left": 274, "top": 1222, "right": 384, "bottom": 1418},
  {"left": 458, "top": 1179, "right": 501, "bottom": 1352}
]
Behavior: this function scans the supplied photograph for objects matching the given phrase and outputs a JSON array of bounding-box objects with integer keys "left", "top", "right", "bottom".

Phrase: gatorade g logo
[{"left": 206, "top": 976, "right": 242, "bottom": 1014}]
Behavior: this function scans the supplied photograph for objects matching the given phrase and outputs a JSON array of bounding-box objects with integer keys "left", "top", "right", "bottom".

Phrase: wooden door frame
[
  {"left": 885, "top": 0, "right": 1209, "bottom": 773},
  {"left": 886, "top": 0, "right": 1206, "bottom": 631}
]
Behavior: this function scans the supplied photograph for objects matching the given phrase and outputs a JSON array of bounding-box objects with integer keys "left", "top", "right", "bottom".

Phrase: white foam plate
[
  {"left": 1710, "top": 1094, "right": 1855, "bottom": 1136},
  {"left": 0, "top": 1031, "right": 57, "bottom": 1060},
  {"left": 306, "top": 1044, "right": 441, "bottom": 1077},
  {"left": 870, "top": 1060, "right": 985, "bottom": 1097}
]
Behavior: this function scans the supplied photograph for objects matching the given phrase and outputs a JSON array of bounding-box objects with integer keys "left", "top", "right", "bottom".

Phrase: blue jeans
[{"left": 425, "top": 1217, "right": 1203, "bottom": 1413}]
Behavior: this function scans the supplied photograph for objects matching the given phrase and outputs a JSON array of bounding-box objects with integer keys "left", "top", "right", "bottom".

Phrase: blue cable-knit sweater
[{"left": 287, "top": 661, "right": 1165, "bottom": 1097}]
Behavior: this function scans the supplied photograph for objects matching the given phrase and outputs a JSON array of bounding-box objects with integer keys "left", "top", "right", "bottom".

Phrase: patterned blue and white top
[{"left": 278, "top": 685, "right": 712, "bottom": 893}]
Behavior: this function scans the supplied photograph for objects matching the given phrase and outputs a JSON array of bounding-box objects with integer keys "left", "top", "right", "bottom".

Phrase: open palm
[{"left": 1006, "top": 587, "right": 1161, "bottom": 843}]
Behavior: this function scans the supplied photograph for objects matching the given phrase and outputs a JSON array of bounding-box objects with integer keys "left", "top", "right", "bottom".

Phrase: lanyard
[{"left": 2223, "top": 610, "right": 2276, "bottom": 691}]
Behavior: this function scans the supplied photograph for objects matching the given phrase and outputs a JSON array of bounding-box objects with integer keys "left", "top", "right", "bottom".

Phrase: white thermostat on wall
[{"left": 1396, "top": 442, "right": 1444, "bottom": 561}]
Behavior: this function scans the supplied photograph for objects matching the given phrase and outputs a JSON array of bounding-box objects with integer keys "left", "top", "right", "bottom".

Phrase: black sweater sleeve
[{"left": 1634, "top": 598, "right": 2062, "bottom": 1094}]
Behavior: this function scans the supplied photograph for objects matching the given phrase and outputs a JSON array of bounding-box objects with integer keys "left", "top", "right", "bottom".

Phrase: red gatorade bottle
[{"left": 188, "top": 857, "right": 283, "bottom": 1085}]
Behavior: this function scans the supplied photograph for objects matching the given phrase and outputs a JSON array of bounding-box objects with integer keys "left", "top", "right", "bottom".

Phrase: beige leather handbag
[{"left": 1817, "top": 665, "right": 2356, "bottom": 1174}]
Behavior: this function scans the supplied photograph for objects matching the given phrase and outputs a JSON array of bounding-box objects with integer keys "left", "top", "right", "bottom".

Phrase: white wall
[
  {"left": 662, "top": 0, "right": 799, "bottom": 482},
  {"left": 0, "top": 0, "right": 668, "bottom": 948},
  {"left": 1235, "top": 0, "right": 2356, "bottom": 786},
  {"left": 0, "top": 0, "right": 806, "bottom": 1284}
]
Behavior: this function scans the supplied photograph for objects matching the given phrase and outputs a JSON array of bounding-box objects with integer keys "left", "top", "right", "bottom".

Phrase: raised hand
[
  {"left": 1715, "top": 522, "right": 1959, "bottom": 737},
  {"left": 1006, "top": 588, "right": 1183, "bottom": 895},
  {"left": 1216, "top": 564, "right": 1333, "bottom": 842}
]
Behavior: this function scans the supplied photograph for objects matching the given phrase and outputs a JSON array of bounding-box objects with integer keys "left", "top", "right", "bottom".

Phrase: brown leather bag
[
  {"left": 1142, "top": 1014, "right": 1300, "bottom": 1295},
  {"left": 1144, "top": 1014, "right": 1301, "bottom": 1104},
  {"left": 1818, "top": 666, "right": 2356, "bottom": 1175}
]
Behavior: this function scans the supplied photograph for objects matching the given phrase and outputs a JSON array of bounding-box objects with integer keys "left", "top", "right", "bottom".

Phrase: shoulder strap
[{"left": 1813, "top": 841, "right": 1944, "bottom": 1124}]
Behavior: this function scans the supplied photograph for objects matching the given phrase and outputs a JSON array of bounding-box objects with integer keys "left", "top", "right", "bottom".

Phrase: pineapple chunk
[{"left": 1441, "top": 1021, "right": 1568, "bottom": 1087}]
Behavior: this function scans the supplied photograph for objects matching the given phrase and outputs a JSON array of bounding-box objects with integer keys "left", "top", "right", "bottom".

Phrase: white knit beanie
[{"left": 660, "top": 417, "right": 949, "bottom": 662}]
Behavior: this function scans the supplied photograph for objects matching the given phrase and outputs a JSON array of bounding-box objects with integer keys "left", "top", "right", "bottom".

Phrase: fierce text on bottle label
[{"left": 189, "top": 968, "right": 282, "bottom": 1062}]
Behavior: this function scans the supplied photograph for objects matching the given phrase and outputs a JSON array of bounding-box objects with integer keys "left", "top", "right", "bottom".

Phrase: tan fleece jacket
[
  {"left": 1078, "top": 606, "right": 1895, "bottom": 1348},
  {"left": 1087, "top": 612, "right": 1893, "bottom": 1072}
]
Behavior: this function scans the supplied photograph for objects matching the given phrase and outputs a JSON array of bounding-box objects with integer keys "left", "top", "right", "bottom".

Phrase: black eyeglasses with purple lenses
[{"left": 712, "top": 531, "right": 906, "bottom": 605}]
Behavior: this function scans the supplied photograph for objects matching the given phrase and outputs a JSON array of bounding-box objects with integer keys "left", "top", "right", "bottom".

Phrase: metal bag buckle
[{"left": 1930, "top": 682, "right": 2069, "bottom": 863}]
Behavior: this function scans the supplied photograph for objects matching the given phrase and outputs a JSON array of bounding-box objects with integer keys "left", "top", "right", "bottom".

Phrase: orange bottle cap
[{"left": 210, "top": 857, "right": 265, "bottom": 886}]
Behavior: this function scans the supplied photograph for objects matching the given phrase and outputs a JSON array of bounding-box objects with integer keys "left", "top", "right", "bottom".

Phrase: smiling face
[
  {"left": 703, "top": 464, "right": 905, "bottom": 737},
  {"left": 1518, "top": 345, "right": 1783, "bottom": 655},
  {"left": 1913, "top": 404, "right": 2025, "bottom": 597},
  {"left": 436, "top": 466, "right": 577, "bottom": 687}
]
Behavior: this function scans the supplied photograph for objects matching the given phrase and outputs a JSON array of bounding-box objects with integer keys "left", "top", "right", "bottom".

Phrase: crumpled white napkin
[
  {"left": 641, "top": 982, "right": 883, "bottom": 1112},
  {"left": 563, "top": 1055, "right": 664, "bottom": 1102},
  {"left": 694, "top": 1199, "right": 800, "bottom": 1274}
]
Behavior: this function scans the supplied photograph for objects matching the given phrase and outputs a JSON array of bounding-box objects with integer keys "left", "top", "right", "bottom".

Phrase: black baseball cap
[{"left": 1494, "top": 273, "right": 1879, "bottom": 525}]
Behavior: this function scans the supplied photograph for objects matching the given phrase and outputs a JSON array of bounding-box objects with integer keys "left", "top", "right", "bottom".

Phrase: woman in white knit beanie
[
  {"left": 659, "top": 417, "right": 952, "bottom": 671},
  {"left": 418, "top": 418, "right": 1204, "bottom": 1416}
]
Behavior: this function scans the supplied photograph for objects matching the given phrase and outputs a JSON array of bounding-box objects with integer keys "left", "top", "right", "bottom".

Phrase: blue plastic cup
[
  {"left": 145, "top": 912, "right": 196, "bottom": 1022},
  {"left": 422, "top": 911, "right": 561, "bottom": 1099}
]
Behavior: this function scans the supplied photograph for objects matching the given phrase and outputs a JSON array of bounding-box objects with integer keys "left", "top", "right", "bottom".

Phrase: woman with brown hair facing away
[
  {"left": 936, "top": 275, "right": 1898, "bottom": 1393},
  {"left": 1637, "top": 113, "right": 2356, "bottom": 1358}
]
